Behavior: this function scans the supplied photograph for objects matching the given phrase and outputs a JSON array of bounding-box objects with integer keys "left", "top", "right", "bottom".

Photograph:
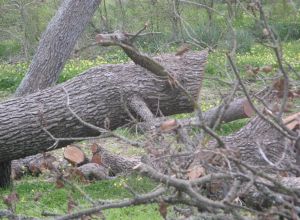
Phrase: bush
[
  {"left": 194, "top": 23, "right": 223, "bottom": 48},
  {"left": 0, "top": 40, "right": 21, "bottom": 59},
  {"left": 272, "top": 22, "right": 300, "bottom": 41},
  {"left": 235, "top": 29, "right": 255, "bottom": 53}
]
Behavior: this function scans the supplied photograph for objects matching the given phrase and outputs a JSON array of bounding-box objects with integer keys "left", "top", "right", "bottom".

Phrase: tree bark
[
  {"left": 0, "top": 51, "right": 207, "bottom": 162},
  {"left": 15, "top": 0, "right": 101, "bottom": 96},
  {"left": 0, "top": 161, "right": 11, "bottom": 188},
  {"left": 92, "top": 144, "right": 140, "bottom": 175},
  {"left": 220, "top": 116, "right": 295, "bottom": 171}
]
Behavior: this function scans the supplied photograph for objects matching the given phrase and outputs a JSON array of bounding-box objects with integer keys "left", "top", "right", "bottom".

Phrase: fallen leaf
[
  {"left": 273, "top": 78, "right": 285, "bottom": 92},
  {"left": 91, "top": 143, "right": 99, "bottom": 154},
  {"left": 3, "top": 192, "right": 19, "bottom": 207},
  {"left": 55, "top": 179, "right": 64, "bottom": 188},
  {"left": 175, "top": 44, "right": 190, "bottom": 56},
  {"left": 158, "top": 201, "right": 168, "bottom": 219},
  {"left": 261, "top": 65, "right": 272, "bottom": 73},
  {"left": 67, "top": 196, "right": 78, "bottom": 214},
  {"left": 187, "top": 165, "right": 205, "bottom": 180}
]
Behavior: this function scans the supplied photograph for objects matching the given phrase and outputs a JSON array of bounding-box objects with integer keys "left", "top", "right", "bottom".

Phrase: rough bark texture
[
  {"left": 0, "top": 51, "right": 207, "bottom": 162},
  {"left": 184, "top": 115, "right": 297, "bottom": 207},
  {"left": 15, "top": 0, "right": 101, "bottom": 96},
  {"left": 221, "top": 116, "right": 295, "bottom": 171},
  {"left": 76, "top": 163, "right": 108, "bottom": 180},
  {"left": 11, "top": 154, "right": 57, "bottom": 180},
  {"left": 188, "top": 116, "right": 295, "bottom": 177},
  {"left": 202, "top": 98, "right": 253, "bottom": 127},
  {"left": 0, "top": 161, "right": 11, "bottom": 188},
  {"left": 92, "top": 145, "right": 139, "bottom": 175}
]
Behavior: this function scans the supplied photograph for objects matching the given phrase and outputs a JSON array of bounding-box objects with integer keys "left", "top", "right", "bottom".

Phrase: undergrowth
[{"left": 0, "top": 174, "right": 160, "bottom": 219}]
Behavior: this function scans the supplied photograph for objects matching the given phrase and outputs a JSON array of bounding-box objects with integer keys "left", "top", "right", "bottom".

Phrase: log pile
[{"left": 11, "top": 143, "right": 139, "bottom": 181}]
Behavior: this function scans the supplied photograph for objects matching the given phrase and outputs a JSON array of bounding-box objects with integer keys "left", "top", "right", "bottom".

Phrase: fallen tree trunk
[{"left": 0, "top": 51, "right": 207, "bottom": 162}]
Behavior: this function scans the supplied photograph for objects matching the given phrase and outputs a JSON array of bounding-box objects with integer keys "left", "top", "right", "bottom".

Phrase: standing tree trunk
[
  {"left": 168, "top": 0, "right": 182, "bottom": 42},
  {"left": 0, "top": 0, "right": 101, "bottom": 188}
]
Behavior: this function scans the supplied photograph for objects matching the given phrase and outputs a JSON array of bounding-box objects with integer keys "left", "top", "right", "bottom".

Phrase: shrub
[{"left": 0, "top": 40, "right": 21, "bottom": 59}]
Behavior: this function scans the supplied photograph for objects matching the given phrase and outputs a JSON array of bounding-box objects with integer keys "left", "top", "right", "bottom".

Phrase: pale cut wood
[
  {"left": 283, "top": 112, "right": 300, "bottom": 131},
  {"left": 64, "top": 145, "right": 87, "bottom": 166}
]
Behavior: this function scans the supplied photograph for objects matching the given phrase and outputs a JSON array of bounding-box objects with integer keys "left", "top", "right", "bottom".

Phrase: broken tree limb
[
  {"left": 0, "top": 50, "right": 207, "bottom": 162},
  {"left": 135, "top": 98, "right": 254, "bottom": 131},
  {"left": 129, "top": 95, "right": 156, "bottom": 125}
]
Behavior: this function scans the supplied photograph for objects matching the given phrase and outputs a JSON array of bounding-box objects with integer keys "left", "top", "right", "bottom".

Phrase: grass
[
  {"left": 205, "top": 41, "right": 300, "bottom": 76},
  {"left": 0, "top": 174, "right": 161, "bottom": 219}
]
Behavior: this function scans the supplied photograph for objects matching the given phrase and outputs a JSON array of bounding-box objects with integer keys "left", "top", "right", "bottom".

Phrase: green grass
[
  {"left": 217, "top": 119, "right": 249, "bottom": 136},
  {"left": 0, "top": 174, "right": 161, "bottom": 219},
  {"left": 205, "top": 41, "right": 300, "bottom": 76}
]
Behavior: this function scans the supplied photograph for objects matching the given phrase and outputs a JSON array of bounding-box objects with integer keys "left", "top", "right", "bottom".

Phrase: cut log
[
  {"left": 11, "top": 154, "right": 57, "bottom": 179},
  {"left": 283, "top": 112, "right": 300, "bottom": 131},
  {"left": 0, "top": 50, "right": 207, "bottom": 163},
  {"left": 76, "top": 163, "right": 108, "bottom": 181},
  {"left": 91, "top": 144, "right": 140, "bottom": 175},
  {"left": 64, "top": 145, "right": 87, "bottom": 166}
]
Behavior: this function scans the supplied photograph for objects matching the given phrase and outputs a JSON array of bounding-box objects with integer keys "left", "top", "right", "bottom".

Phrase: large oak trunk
[{"left": 0, "top": 51, "right": 207, "bottom": 162}]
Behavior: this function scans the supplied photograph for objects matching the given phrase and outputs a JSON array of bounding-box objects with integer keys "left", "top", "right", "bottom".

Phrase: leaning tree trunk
[
  {"left": 0, "top": 0, "right": 102, "bottom": 188},
  {"left": 15, "top": 0, "right": 101, "bottom": 96},
  {"left": 0, "top": 51, "right": 207, "bottom": 162}
]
